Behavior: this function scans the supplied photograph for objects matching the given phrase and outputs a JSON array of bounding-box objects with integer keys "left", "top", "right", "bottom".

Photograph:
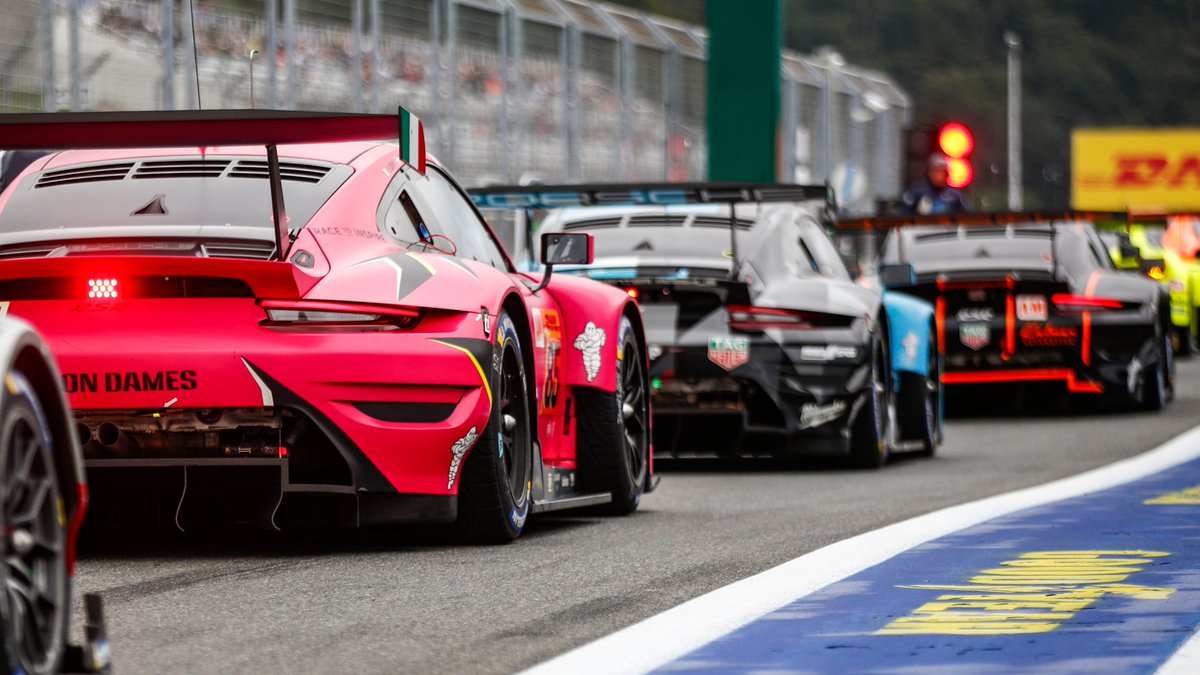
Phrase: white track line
[{"left": 523, "top": 424, "right": 1200, "bottom": 675}]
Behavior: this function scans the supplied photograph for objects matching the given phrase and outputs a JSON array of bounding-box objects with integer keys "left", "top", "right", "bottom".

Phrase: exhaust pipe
[
  {"left": 95, "top": 423, "right": 136, "bottom": 457},
  {"left": 76, "top": 423, "right": 92, "bottom": 446}
]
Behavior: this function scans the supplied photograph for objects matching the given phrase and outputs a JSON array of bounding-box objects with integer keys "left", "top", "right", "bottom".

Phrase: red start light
[
  {"left": 945, "top": 158, "right": 974, "bottom": 189},
  {"left": 87, "top": 278, "right": 118, "bottom": 299},
  {"left": 938, "top": 123, "right": 974, "bottom": 158}
]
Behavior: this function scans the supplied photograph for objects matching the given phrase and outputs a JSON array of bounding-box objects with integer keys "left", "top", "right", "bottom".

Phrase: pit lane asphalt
[{"left": 73, "top": 358, "right": 1200, "bottom": 674}]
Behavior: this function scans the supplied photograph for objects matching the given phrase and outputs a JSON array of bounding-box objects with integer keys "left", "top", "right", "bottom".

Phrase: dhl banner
[{"left": 1073, "top": 128, "right": 1200, "bottom": 210}]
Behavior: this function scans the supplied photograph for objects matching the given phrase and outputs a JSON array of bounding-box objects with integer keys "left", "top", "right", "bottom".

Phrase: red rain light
[
  {"left": 626, "top": 288, "right": 639, "bottom": 299},
  {"left": 938, "top": 123, "right": 974, "bottom": 158},
  {"left": 87, "top": 278, "right": 118, "bottom": 299},
  {"left": 945, "top": 158, "right": 974, "bottom": 189}
]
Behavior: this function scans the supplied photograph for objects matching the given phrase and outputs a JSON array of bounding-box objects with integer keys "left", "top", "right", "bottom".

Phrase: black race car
[
  {"left": 845, "top": 212, "right": 1174, "bottom": 410},
  {"left": 471, "top": 183, "right": 943, "bottom": 467}
]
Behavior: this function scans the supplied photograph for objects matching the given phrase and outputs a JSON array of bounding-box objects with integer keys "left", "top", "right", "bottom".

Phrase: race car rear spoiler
[
  {"left": 0, "top": 107, "right": 426, "bottom": 261},
  {"left": 836, "top": 210, "right": 1126, "bottom": 231},
  {"left": 838, "top": 211, "right": 1128, "bottom": 276},
  {"left": 467, "top": 181, "right": 834, "bottom": 210},
  {"left": 468, "top": 181, "right": 835, "bottom": 276}
]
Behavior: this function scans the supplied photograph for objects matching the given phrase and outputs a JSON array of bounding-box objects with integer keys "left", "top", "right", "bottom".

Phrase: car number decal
[{"left": 1016, "top": 294, "right": 1048, "bottom": 321}]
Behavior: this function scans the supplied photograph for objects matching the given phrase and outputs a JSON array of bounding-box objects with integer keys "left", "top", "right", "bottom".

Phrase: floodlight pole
[{"left": 1006, "top": 31, "right": 1023, "bottom": 210}]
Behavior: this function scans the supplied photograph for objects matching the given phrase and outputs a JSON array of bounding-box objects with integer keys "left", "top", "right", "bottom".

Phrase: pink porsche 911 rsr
[{"left": 0, "top": 109, "right": 653, "bottom": 543}]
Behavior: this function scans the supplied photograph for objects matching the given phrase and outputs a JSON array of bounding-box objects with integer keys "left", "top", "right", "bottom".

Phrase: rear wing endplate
[
  {"left": 0, "top": 107, "right": 426, "bottom": 260},
  {"left": 467, "top": 182, "right": 835, "bottom": 211}
]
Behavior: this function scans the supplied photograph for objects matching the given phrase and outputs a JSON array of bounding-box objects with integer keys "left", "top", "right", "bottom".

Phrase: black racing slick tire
[
  {"left": 455, "top": 311, "right": 533, "bottom": 544},
  {"left": 897, "top": 328, "right": 939, "bottom": 457},
  {"left": 1141, "top": 320, "right": 1173, "bottom": 411},
  {"left": 0, "top": 371, "right": 68, "bottom": 675},
  {"left": 576, "top": 316, "right": 649, "bottom": 515},
  {"left": 849, "top": 337, "right": 889, "bottom": 469}
]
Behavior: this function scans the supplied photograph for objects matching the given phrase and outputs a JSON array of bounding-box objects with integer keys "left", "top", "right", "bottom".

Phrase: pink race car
[{"left": 0, "top": 109, "right": 653, "bottom": 543}]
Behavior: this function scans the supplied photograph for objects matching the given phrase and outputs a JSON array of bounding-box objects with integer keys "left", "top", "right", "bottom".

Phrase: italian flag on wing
[{"left": 399, "top": 106, "right": 426, "bottom": 175}]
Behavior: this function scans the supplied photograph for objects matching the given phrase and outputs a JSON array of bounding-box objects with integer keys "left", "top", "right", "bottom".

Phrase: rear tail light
[
  {"left": 259, "top": 299, "right": 421, "bottom": 331},
  {"left": 87, "top": 278, "right": 119, "bottom": 299},
  {"left": 727, "top": 304, "right": 853, "bottom": 331},
  {"left": 1050, "top": 294, "right": 1124, "bottom": 312}
]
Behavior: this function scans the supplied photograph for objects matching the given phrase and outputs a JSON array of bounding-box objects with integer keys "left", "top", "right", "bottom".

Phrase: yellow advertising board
[{"left": 1072, "top": 128, "right": 1200, "bottom": 211}]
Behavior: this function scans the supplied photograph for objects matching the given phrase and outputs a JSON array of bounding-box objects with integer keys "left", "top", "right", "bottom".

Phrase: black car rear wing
[
  {"left": 836, "top": 210, "right": 1126, "bottom": 232},
  {"left": 467, "top": 181, "right": 835, "bottom": 277},
  {"left": 0, "top": 108, "right": 425, "bottom": 261},
  {"left": 837, "top": 211, "right": 1127, "bottom": 278}
]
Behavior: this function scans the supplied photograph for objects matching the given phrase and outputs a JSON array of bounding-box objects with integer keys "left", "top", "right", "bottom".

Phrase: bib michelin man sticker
[
  {"left": 447, "top": 426, "right": 478, "bottom": 490},
  {"left": 574, "top": 322, "right": 606, "bottom": 381}
]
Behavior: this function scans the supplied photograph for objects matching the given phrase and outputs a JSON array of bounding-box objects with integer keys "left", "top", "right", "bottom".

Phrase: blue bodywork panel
[{"left": 883, "top": 290, "right": 934, "bottom": 378}]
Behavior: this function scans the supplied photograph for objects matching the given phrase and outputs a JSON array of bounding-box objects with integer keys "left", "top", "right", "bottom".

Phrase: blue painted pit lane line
[{"left": 523, "top": 426, "right": 1200, "bottom": 675}]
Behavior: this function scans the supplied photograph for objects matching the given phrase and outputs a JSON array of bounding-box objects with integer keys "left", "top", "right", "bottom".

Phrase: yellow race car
[{"left": 1101, "top": 216, "right": 1200, "bottom": 355}]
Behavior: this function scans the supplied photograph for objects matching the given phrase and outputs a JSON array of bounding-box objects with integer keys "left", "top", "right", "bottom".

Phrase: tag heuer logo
[
  {"left": 708, "top": 337, "right": 750, "bottom": 371},
  {"left": 960, "top": 322, "right": 990, "bottom": 351}
]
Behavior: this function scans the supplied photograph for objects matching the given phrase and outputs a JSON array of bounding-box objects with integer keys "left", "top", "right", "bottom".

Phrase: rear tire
[
  {"left": 1140, "top": 319, "right": 1172, "bottom": 411},
  {"left": 576, "top": 317, "right": 648, "bottom": 515},
  {"left": 456, "top": 311, "right": 533, "bottom": 544},
  {"left": 1, "top": 371, "right": 68, "bottom": 675},
  {"left": 849, "top": 337, "right": 889, "bottom": 468},
  {"left": 897, "top": 328, "right": 939, "bottom": 457}
]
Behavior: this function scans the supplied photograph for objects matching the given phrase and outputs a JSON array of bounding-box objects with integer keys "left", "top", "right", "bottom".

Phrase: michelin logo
[
  {"left": 447, "top": 427, "right": 478, "bottom": 490},
  {"left": 799, "top": 400, "right": 848, "bottom": 429},
  {"left": 574, "top": 322, "right": 606, "bottom": 381}
]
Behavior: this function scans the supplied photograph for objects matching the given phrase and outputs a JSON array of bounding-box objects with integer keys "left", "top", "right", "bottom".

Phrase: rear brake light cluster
[
  {"left": 87, "top": 278, "right": 118, "bottom": 299},
  {"left": 1050, "top": 294, "right": 1123, "bottom": 312},
  {"left": 259, "top": 299, "right": 421, "bottom": 331},
  {"left": 727, "top": 305, "right": 832, "bottom": 331}
]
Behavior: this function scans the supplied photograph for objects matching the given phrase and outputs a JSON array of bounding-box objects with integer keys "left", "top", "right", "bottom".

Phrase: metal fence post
[
  {"left": 369, "top": 0, "right": 381, "bottom": 112},
  {"left": 284, "top": 0, "right": 296, "bottom": 109},
  {"left": 617, "top": 35, "right": 634, "bottom": 180},
  {"left": 499, "top": 4, "right": 518, "bottom": 182},
  {"left": 429, "top": 0, "right": 442, "bottom": 146},
  {"left": 443, "top": 0, "right": 458, "bottom": 171},
  {"left": 564, "top": 20, "right": 581, "bottom": 182},
  {"left": 265, "top": 0, "right": 278, "bottom": 108},
  {"left": 67, "top": 0, "right": 81, "bottom": 110},
  {"left": 352, "top": 0, "right": 364, "bottom": 112},
  {"left": 781, "top": 72, "right": 797, "bottom": 183},
  {"left": 161, "top": 0, "right": 175, "bottom": 110},
  {"left": 41, "top": 0, "right": 55, "bottom": 111},
  {"left": 181, "top": 0, "right": 198, "bottom": 109}
]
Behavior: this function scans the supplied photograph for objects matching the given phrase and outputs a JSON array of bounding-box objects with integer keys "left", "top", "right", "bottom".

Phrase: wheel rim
[
  {"left": 619, "top": 337, "right": 648, "bottom": 485},
  {"left": 498, "top": 342, "right": 529, "bottom": 504},
  {"left": 4, "top": 404, "right": 65, "bottom": 673},
  {"left": 872, "top": 345, "right": 886, "bottom": 438},
  {"left": 924, "top": 340, "right": 939, "bottom": 439},
  {"left": 1159, "top": 325, "right": 1171, "bottom": 401}
]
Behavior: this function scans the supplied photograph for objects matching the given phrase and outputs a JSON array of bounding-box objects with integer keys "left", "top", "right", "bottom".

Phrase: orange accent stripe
[
  {"left": 943, "top": 368, "right": 1103, "bottom": 393},
  {"left": 1006, "top": 294, "right": 1016, "bottom": 354},
  {"left": 935, "top": 296, "right": 946, "bottom": 355},
  {"left": 1081, "top": 271, "right": 1102, "bottom": 367}
]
